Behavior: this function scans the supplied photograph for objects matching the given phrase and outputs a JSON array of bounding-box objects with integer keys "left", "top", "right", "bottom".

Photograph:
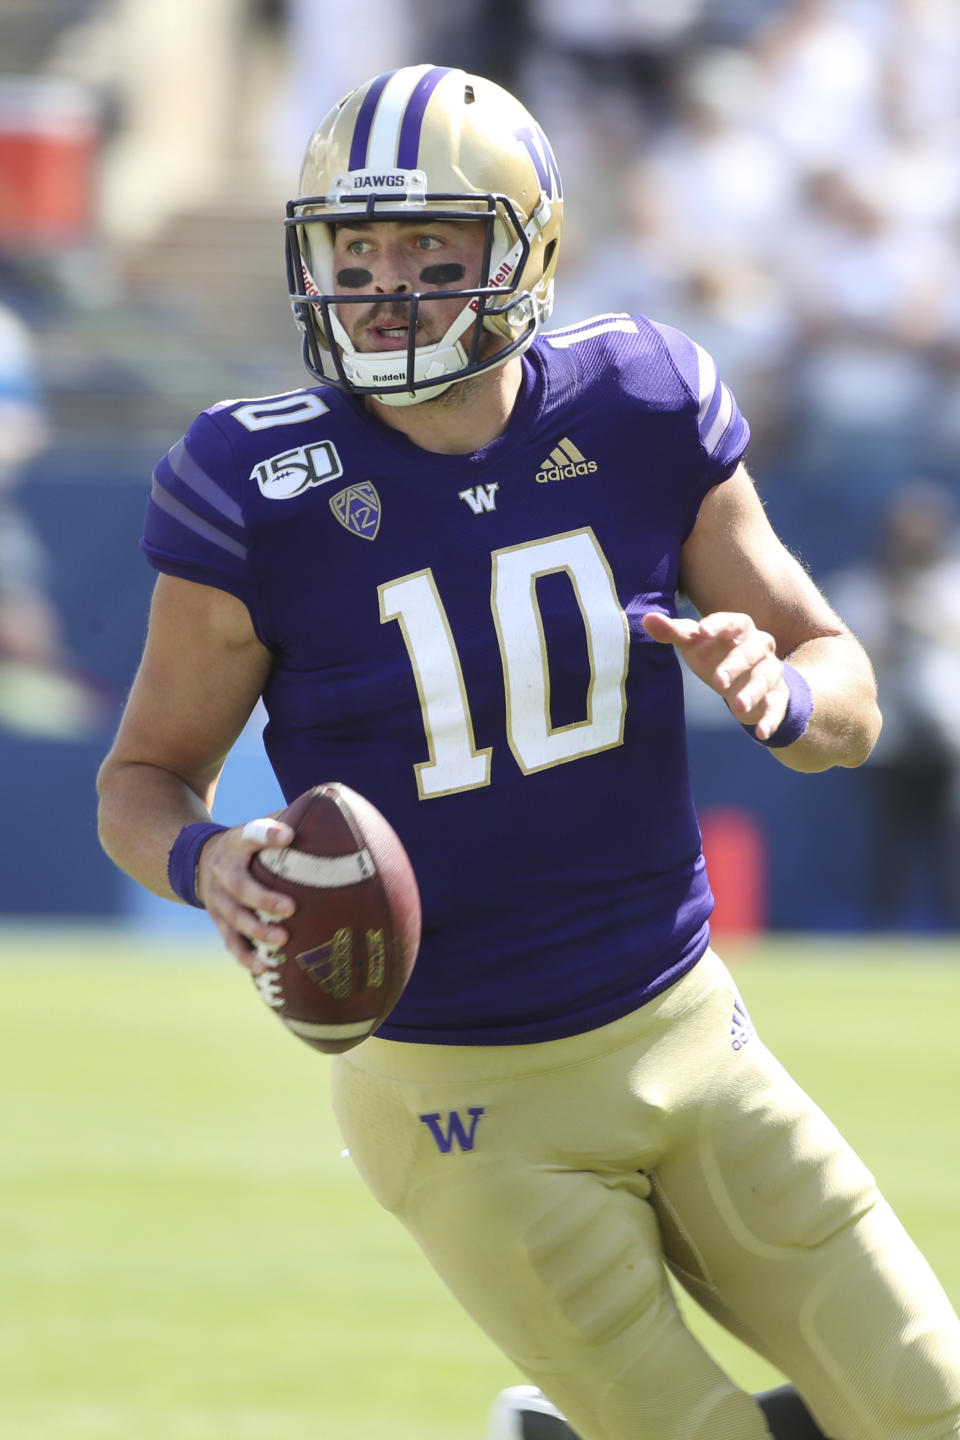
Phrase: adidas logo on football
[{"left": 536, "top": 436, "right": 598, "bottom": 484}]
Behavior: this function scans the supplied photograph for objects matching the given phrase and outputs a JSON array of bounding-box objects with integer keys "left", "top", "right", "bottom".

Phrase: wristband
[
  {"left": 742, "top": 662, "right": 813, "bottom": 749},
  {"left": 167, "top": 821, "right": 227, "bottom": 907}
]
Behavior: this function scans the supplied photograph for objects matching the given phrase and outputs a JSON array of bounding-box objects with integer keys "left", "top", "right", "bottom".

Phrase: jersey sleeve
[
  {"left": 141, "top": 409, "right": 257, "bottom": 609},
  {"left": 646, "top": 319, "right": 750, "bottom": 484}
]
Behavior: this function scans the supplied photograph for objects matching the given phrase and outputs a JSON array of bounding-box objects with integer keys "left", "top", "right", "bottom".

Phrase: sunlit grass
[{"left": 1, "top": 927, "right": 957, "bottom": 1437}]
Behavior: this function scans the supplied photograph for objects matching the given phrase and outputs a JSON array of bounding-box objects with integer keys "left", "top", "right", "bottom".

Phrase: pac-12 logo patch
[
  {"left": 330, "top": 481, "right": 381, "bottom": 540},
  {"left": 252, "top": 440, "right": 343, "bottom": 499}
]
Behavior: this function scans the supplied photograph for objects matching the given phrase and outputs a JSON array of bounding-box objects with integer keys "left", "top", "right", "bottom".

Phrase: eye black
[{"left": 419, "top": 263, "right": 466, "bottom": 286}]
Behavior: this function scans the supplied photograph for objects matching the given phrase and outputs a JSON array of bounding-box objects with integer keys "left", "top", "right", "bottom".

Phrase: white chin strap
[{"left": 328, "top": 299, "right": 478, "bottom": 407}]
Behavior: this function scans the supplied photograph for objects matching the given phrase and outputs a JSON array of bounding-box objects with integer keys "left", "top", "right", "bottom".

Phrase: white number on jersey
[
  {"left": 379, "top": 570, "right": 493, "bottom": 799},
  {"left": 232, "top": 392, "right": 330, "bottom": 431},
  {"left": 380, "top": 528, "right": 629, "bottom": 798}
]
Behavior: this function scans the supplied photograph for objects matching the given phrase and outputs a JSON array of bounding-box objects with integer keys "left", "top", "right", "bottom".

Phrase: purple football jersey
[{"left": 143, "top": 314, "right": 750, "bottom": 1043}]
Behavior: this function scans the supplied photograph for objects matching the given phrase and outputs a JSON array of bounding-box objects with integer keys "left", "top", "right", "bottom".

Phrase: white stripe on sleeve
[{"left": 703, "top": 383, "right": 735, "bottom": 456}]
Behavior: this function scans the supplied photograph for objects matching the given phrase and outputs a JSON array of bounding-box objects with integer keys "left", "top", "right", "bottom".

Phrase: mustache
[{"left": 346, "top": 299, "right": 421, "bottom": 327}]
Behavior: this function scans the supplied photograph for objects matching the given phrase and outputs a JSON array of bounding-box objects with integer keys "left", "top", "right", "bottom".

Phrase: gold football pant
[{"left": 331, "top": 949, "right": 960, "bottom": 1440}]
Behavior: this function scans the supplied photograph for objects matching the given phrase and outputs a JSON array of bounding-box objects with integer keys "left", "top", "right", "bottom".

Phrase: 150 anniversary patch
[{"left": 252, "top": 441, "right": 344, "bottom": 499}]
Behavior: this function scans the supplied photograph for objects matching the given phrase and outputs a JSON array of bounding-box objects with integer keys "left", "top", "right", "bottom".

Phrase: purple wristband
[
  {"left": 743, "top": 661, "right": 813, "bottom": 749},
  {"left": 167, "top": 821, "right": 227, "bottom": 908}
]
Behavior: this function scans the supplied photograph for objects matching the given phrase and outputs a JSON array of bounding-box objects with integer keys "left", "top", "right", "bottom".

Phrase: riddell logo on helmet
[
  {"left": 369, "top": 369, "right": 407, "bottom": 383},
  {"left": 536, "top": 436, "right": 598, "bottom": 483},
  {"left": 469, "top": 258, "right": 515, "bottom": 313}
]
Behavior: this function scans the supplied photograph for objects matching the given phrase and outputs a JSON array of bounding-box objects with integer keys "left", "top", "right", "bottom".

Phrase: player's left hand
[{"left": 642, "top": 610, "right": 789, "bottom": 741}]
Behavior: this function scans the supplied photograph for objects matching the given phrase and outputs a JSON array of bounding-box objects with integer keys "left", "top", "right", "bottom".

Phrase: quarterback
[{"left": 97, "top": 65, "right": 960, "bottom": 1440}]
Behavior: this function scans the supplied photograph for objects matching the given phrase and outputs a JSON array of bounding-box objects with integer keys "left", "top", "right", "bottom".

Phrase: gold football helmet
[{"left": 285, "top": 65, "right": 564, "bottom": 405}]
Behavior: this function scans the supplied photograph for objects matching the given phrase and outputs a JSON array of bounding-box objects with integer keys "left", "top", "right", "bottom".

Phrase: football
[{"left": 248, "top": 783, "right": 421, "bottom": 1053}]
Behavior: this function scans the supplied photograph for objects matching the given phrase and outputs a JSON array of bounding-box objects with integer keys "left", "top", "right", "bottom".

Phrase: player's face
[{"left": 331, "top": 219, "right": 486, "bottom": 354}]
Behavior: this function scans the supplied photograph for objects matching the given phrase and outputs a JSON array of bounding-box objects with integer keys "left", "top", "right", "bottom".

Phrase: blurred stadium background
[{"left": 1, "top": 2, "right": 958, "bottom": 1435}]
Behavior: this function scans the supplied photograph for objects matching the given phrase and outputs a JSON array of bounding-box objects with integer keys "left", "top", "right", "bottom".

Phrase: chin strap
[{"left": 331, "top": 295, "right": 476, "bottom": 405}]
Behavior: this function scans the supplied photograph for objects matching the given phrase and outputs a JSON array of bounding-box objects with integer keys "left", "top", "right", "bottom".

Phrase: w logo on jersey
[
  {"left": 458, "top": 483, "right": 499, "bottom": 514},
  {"left": 419, "top": 1108, "right": 485, "bottom": 1154}
]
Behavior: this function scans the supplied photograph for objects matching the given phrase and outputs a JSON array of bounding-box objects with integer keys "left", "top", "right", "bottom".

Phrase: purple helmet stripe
[
  {"left": 348, "top": 70, "right": 396, "bottom": 172},
  {"left": 396, "top": 66, "right": 451, "bottom": 169}
]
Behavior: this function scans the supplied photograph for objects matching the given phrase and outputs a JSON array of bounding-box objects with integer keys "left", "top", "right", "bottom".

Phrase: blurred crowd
[
  {"left": 434, "top": 0, "right": 960, "bottom": 478},
  {"left": 3, "top": 0, "right": 959, "bottom": 479},
  {"left": 1, "top": 0, "right": 958, "bottom": 927}
]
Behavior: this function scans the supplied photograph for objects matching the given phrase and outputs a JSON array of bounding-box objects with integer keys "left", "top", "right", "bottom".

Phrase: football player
[{"left": 97, "top": 66, "right": 960, "bottom": 1440}]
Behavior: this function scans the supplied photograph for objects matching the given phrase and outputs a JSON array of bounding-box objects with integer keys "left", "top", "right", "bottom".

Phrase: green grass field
[{"left": 2, "top": 927, "right": 958, "bottom": 1439}]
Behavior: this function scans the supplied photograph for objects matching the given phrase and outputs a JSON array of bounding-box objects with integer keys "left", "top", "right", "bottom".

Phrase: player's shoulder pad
[
  {"left": 539, "top": 312, "right": 748, "bottom": 469},
  {"left": 193, "top": 384, "right": 355, "bottom": 502},
  {"left": 540, "top": 312, "right": 644, "bottom": 360},
  {"left": 540, "top": 312, "right": 700, "bottom": 394},
  {"left": 205, "top": 385, "right": 338, "bottom": 438},
  {"left": 539, "top": 311, "right": 690, "bottom": 406},
  {"left": 153, "top": 385, "right": 339, "bottom": 516},
  {"left": 146, "top": 383, "right": 347, "bottom": 599},
  {"left": 642, "top": 317, "right": 749, "bottom": 465}
]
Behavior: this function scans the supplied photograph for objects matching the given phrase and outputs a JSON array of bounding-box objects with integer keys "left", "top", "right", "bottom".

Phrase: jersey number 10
[{"left": 379, "top": 527, "right": 629, "bottom": 799}]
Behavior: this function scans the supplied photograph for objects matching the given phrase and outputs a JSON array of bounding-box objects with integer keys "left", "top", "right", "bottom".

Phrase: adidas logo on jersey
[{"left": 536, "top": 436, "right": 598, "bottom": 484}]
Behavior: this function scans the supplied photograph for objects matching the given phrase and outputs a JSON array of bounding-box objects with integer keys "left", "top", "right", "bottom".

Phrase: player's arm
[
  {"left": 642, "top": 463, "right": 881, "bottom": 773},
  {"left": 96, "top": 573, "right": 295, "bottom": 962}
]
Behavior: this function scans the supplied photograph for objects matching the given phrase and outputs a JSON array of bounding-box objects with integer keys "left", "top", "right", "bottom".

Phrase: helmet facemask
[{"left": 286, "top": 188, "right": 548, "bottom": 406}]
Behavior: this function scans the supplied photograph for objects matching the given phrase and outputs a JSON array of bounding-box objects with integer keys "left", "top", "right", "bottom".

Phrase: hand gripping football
[{"left": 248, "top": 783, "right": 421, "bottom": 1053}]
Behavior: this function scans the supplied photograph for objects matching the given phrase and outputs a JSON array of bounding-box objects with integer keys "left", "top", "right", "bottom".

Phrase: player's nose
[
  {"left": 371, "top": 239, "right": 416, "bottom": 294},
  {"left": 372, "top": 268, "right": 413, "bottom": 295}
]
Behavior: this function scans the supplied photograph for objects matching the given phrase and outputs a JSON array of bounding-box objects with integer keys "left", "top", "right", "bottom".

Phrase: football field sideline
[{"left": 1, "top": 927, "right": 958, "bottom": 1439}]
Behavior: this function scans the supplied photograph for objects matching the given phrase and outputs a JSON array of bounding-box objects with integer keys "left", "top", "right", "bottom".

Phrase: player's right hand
[
  {"left": 642, "top": 609, "right": 790, "bottom": 740},
  {"left": 195, "top": 818, "right": 296, "bottom": 969}
]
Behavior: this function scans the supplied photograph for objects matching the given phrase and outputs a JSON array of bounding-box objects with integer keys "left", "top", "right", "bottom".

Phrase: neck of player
[{"left": 364, "top": 355, "right": 524, "bottom": 456}]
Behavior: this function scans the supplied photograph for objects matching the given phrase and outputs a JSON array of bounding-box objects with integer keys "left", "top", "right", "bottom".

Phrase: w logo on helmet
[{"left": 515, "top": 123, "right": 563, "bottom": 201}]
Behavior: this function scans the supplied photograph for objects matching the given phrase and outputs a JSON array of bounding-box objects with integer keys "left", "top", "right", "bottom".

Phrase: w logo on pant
[{"left": 419, "top": 1108, "right": 486, "bottom": 1154}]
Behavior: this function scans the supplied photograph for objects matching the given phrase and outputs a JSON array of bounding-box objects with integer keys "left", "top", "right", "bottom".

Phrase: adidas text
[
  {"left": 536, "top": 436, "right": 597, "bottom": 483},
  {"left": 537, "top": 459, "right": 598, "bottom": 484}
]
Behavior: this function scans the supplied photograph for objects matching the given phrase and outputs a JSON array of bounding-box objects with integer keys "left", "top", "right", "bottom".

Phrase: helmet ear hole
[{"left": 543, "top": 239, "right": 558, "bottom": 272}]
